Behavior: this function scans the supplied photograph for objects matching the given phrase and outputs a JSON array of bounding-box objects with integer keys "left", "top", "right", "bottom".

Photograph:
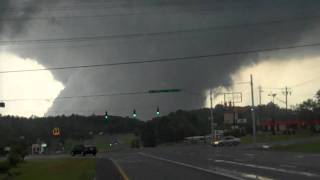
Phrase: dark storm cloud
[
  {"left": 0, "top": 0, "right": 45, "bottom": 37},
  {"left": 4, "top": 0, "right": 320, "bottom": 119}
]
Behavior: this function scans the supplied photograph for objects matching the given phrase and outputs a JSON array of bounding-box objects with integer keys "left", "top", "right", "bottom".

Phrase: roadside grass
[
  {"left": 10, "top": 158, "right": 96, "bottom": 180},
  {"left": 241, "top": 131, "right": 315, "bottom": 144},
  {"left": 92, "top": 133, "right": 136, "bottom": 151},
  {"left": 64, "top": 133, "right": 135, "bottom": 151},
  {"left": 271, "top": 142, "right": 320, "bottom": 153},
  {"left": 0, "top": 174, "right": 6, "bottom": 180}
]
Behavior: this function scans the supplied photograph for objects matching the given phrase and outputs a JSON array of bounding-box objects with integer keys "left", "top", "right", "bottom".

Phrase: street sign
[
  {"left": 231, "top": 125, "right": 239, "bottom": 129},
  {"left": 41, "top": 143, "right": 47, "bottom": 148},
  {"left": 223, "top": 92, "right": 242, "bottom": 104},
  {"left": 52, "top": 128, "right": 61, "bottom": 136},
  {"left": 237, "top": 118, "right": 247, "bottom": 124},
  {"left": 224, "top": 112, "right": 234, "bottom": 124},
  {"left": 148, "top": 89, "right": 181, "bottom": 94},
  {"left": 0, "top": 102, "right": 5, "bottom": 108}
]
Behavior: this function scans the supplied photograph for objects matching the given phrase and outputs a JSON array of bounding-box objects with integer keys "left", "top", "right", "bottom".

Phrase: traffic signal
[
  {"left": 105, "top": 111, "right": 108, "bottom": 121},
  {"left": 133, "top": 109, "right": 137, "bottom": 118},
  {"left": 156, "top": 106, "right": 160, "bottom": 116}
]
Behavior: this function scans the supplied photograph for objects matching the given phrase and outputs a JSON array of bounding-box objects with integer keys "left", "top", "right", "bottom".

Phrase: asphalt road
[
  {"left": 96, "top": 158, "right": 124, "bottom": 180},
  {"left": 97, "top": 144, "right": 320, "bottom": 180},
  {"left": 102, "top": 151, "right": 234, "bottom": 180}
]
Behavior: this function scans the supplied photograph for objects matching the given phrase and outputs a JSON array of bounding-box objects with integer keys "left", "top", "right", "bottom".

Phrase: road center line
[
  {"left": 110, "top": 158, "right": 130, "bottom": 180},
  {"left": 215, "top": 159, "right": 319, "bottom": 177},
  {"left": 138, "top": 152, "right": 244, "bottom": 180}
]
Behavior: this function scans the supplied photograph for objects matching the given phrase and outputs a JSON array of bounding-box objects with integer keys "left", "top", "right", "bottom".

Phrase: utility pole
[
  {"left": 250, "top": 75, "right": 256, "bottom": 144},
  {"left": 258, "top": 86, "right": 263, "bottom": 105},
  {"left": 283, "top": 86, "right": 291, "bottom": 110},
  {"left": 210, "top": 89, "right": 214, "bottom": 140}
]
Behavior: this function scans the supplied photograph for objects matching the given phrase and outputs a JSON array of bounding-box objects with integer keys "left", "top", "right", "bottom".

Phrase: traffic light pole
[
  {"left": 250, "top": 74, "right": 256, "bottom": 144},
  {"left": 210, "top": 90, "right": 214, "bottom": 140}
]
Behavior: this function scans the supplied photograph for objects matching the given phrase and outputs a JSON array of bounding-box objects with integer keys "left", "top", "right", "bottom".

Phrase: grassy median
[
  {"left": 241, "top": 132, "right": 314, "bottom": 144},
  {"left": 271, "top": 142, "right": 320, "bottom": 153},
  {"left": 8, "top": 158, "right": 96, "bottom": 180}
]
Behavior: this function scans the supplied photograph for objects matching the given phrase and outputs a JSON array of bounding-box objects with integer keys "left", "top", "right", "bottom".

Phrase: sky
[{"left": 0, "top": 0, "right": 320, "bottom": 119}]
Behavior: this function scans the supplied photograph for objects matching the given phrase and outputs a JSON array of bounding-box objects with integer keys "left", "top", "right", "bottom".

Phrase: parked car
[
  {"left": 211, "top": 136, "right": 240, "bottom": 147},
  {"left": 71, "top": 145, "right": 97, "bottom": 156}
]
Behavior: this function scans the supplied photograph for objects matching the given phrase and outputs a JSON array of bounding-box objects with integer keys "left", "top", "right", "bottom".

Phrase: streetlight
[{"left": 268, "top": 93, "right": 277, "bottom": 103}]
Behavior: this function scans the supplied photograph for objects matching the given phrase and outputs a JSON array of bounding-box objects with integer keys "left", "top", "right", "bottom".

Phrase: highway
[{"left": 96, "top": 144, "right": 320, "bottom": 180}]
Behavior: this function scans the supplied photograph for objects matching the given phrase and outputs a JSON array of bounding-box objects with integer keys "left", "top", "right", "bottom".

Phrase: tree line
[
  {"left": 0, "top": 114, "right": 142, "bottom": 153},
  {"left": 140, "top": 90, "right": 320, "bottom": 146},
  {"left": 0, "top": 90, "right": 319, "bottom": 149}
]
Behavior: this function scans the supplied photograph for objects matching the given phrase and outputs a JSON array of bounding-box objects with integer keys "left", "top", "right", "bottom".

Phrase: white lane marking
[
  {"left": 215, "top": 159, "right": 320, "bottom": 177},
  {"left": 138, "top": 152, "right": 245, "bottom": 180},
  {"left": 309, "top": 154, "right": 320, "bottom": 157},
  {"left": 279, "top": 164, "right": 297, "bottom": 169},
  {"left": 297, "top": 155, "right": 304, "bottom": 159},
  {"left": 234, "top": 158, "right": 245, "bottom": 162},
  {"left": 214, "top": 167, "right": 274, "bottom": 180},
  {"left": 241, "top": 173, "right": 274, "bottom": 180}
]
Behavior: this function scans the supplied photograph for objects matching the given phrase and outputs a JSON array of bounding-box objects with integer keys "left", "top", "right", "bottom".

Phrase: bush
[
  {"left": 141, "top": 122, "right": 156, "bottom": 147},
  {"left": 10, "top": 145, "right": 28, "bottom": 160},
  {"left": 7, "top": 152, "right": 23, "bottom": 167},
  {"left": 0, "top": 161, "right": 10, "bottom": 173},
  {"left": 131, "top": 139, "right": 141, "bottom": 148}
]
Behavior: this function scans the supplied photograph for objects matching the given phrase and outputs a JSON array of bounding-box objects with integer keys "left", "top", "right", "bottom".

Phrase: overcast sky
[{"left": 0, "top": 0, "right": 320, "bottom": 119}]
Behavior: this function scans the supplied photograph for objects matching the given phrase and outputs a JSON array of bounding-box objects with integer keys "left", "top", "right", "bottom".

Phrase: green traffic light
[
  {"left": 133, "top": 109, "right": 137, "bottom": 118},
  {"left": 105, "top": 111, "right": 108, "bottom": 120}
]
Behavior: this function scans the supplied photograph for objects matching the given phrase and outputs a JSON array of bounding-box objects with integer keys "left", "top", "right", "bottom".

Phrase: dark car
[{"left": 71, "top": 145, "right": 97, "bottom": 156}]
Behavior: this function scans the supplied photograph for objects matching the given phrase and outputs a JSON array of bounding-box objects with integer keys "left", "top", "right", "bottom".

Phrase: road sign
[
  {"left": 148, "top": 89, "right": 181, "bottom": 94},
  {"left": 237, "top": 118, "right": 247, "bottom": 124},
  {"left": 0, "top": 102, "right": 5, "bottom": 108},
  {"left": 41, "top": 143, "right": 47, "bottom": 148},
  {"left": 52, "top": 128, "right": 61, "bottom": 136},
  {"left": 223, "top": 92, "right": 242, "bottom": 104},
  {"left": 231, "top": 125, "right": 239, "bottom": 129}
]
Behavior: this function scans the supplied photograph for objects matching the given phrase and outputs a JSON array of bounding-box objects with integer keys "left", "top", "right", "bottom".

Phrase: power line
[
  {"left": 1, "top": 42, "right": 320, "bottom": 74},
  {"left": 2, "top": 15, "right": 320, "bottom": 46},
  {"left": 1, "top": 91, "right": 148, "bottom": 102},
  {"left": 1, "top": 8, "right": 320, "bottom": 25},
  {"left": 290, "top": 74, "right": 320, "bottom": 87},
  {"left": 275, "top": 96, "right": 286, "bottom": 104},
  {"left": 2, "top": 88, "right": 205, "bottom": 102},
  {"left": 5, "top": 0, "right": 222, "bottom": 13},
  {"left": 261, "top": 87, "right": 285, "bottom": 90},
  {"left": 0, "top": 10, "right": 215, "bottom": 22}
]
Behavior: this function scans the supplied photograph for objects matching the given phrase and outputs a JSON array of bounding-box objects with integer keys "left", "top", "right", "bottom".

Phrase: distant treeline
[
  {"left": 140, "top": 90, "right": 320, "bottom": 146},
  {"left": 0, "top": 114, "right": 142, "bottom": 149},
  {"left": 1, "top": 90, "right": 319, "bottom": 149}
]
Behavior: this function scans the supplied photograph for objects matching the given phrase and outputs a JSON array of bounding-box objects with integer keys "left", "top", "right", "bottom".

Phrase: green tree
[{"left": 141, "top": 122, "right": 156, "bottom": 147}]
